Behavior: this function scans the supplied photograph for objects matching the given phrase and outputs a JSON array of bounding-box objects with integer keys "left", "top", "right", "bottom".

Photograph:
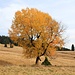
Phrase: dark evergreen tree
[
  {"left": 71, "top": 44, "right": 74, "bottom": 51},
  {"left": 0, "top": 35, "right": 16, "bottom": 48},
  {"left": 3, "top": 36, "right": 10, "bottom": 47}
]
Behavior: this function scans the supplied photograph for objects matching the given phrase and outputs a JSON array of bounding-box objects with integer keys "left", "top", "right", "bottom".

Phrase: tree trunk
[
  {"left": 4, "top": 44, "right": 7, "bottom": 47},
  {"left": 10, "top": 43, "right": 13, "bottom": 48},
  {"left": 35, "top": 56, "right": 41, "bottom": 64}
]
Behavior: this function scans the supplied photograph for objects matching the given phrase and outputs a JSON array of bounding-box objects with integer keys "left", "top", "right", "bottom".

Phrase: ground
[{"left": 0, "top": 44, "right": 75, "bottom": 75}]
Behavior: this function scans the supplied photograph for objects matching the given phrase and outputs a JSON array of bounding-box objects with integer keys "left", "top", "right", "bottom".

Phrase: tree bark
[{"left": 35, "top": 56, "right": 41, "bottom": 64}]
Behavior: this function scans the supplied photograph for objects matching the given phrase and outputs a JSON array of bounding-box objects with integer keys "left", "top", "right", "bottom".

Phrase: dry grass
[{"left": 0, "top": 44, "right": 75, "bottom": 75}]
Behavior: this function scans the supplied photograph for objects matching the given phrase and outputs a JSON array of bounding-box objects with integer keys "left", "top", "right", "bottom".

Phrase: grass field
[{"left": 0, "top": 44, "right": 75, "bottom": 75}]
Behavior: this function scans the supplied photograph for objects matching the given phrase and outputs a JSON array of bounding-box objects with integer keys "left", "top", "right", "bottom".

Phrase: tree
[
  {"left": 4, "top": 39, "right": 8, "bottom": 47},
  {"left": 1, "top": 36, "right": 10, "bottom": 47},
  {"left": 9, "top": 38, "right": 13, "bottom": 48},
  {"left": 0, "top": 36, "right": 10, "bottom": 44},
  {"left": 9, "top": 8, "right": 65, "bottom": 64},
  {"left": 71, "top": 44, "right": 74, "bottom": 51}
]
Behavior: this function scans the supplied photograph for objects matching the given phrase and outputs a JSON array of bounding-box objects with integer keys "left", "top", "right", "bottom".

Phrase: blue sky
[{"left": 0, "top": 0, "right": 75, "bottom": 49}]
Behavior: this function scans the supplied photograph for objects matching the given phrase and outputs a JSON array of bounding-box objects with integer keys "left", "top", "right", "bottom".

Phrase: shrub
[{"left": 41, "top": 57, "right": 51, "bottom": 66}]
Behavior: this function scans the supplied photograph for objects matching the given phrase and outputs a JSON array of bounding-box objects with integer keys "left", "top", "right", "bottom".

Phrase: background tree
[
  {"left": 9, "top": 38, "right": 13, "bottom": 48},
  {"left": 0, "top": 36, "right": 10, "bottom": 47},
  {"left": 9, "top": 8, "right": 65, "bottom": 64},
  {"left": 71, "top": 44, "right": 74, "bottom": 51},
  {"left": 4, "top": 39, "right": 8, "bottom": 47},
  {"left": 0, "top": 35, "right": 17, "bottom": 47}
]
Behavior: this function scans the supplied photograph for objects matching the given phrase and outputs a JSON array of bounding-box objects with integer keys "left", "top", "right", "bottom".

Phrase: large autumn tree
[{"left": 9, "top": 8, "right": 64, "bottom": 64}]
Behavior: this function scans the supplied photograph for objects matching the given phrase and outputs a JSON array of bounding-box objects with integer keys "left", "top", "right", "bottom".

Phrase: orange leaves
[
  {"left": 15, "top": 11, "right": 22, "bottom": 17},
  {"left": 9, "top": 8, "right": 65, "bottom": 58}
]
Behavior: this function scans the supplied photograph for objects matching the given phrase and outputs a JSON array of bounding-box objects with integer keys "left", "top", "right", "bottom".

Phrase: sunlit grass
[
  {"left": 0, "top": 66, "right": 75, "bottom": 75},
  {"left": 0, "top": 44, "right": 75, "bottom": 75}
]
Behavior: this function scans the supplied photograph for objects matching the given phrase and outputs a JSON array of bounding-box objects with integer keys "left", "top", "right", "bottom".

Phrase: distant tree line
[
  {"left": 0, "top": 35, "right": 18, "bottom": 47},
  {"left": 0, "top": 35, "right": 74, "bottom": 51},
  {"left": 56, "top": 44, "right": 75, "bottom": 51},
  {"left": 56, "top": 46, "right": 70, "bottom": 51}
]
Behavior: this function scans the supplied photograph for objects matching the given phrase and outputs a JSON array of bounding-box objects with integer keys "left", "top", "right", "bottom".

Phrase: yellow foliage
[{"left": 9, "top": 8, "right": 65, "bottom": 58}]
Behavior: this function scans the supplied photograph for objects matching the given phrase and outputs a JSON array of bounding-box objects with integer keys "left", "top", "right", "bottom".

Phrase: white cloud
[{"left": 0, "top": 3, "right": 28, "bottom": 35}]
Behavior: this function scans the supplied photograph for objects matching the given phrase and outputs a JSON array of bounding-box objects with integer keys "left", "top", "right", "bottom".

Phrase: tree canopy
[{"left": 9, "top": 8, "right": 65, "bottom": 64}]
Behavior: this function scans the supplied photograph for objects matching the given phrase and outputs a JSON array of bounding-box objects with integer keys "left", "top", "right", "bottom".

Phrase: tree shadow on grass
[{"left": 0, "top": 60, "right": 13, "bottom": 66}]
